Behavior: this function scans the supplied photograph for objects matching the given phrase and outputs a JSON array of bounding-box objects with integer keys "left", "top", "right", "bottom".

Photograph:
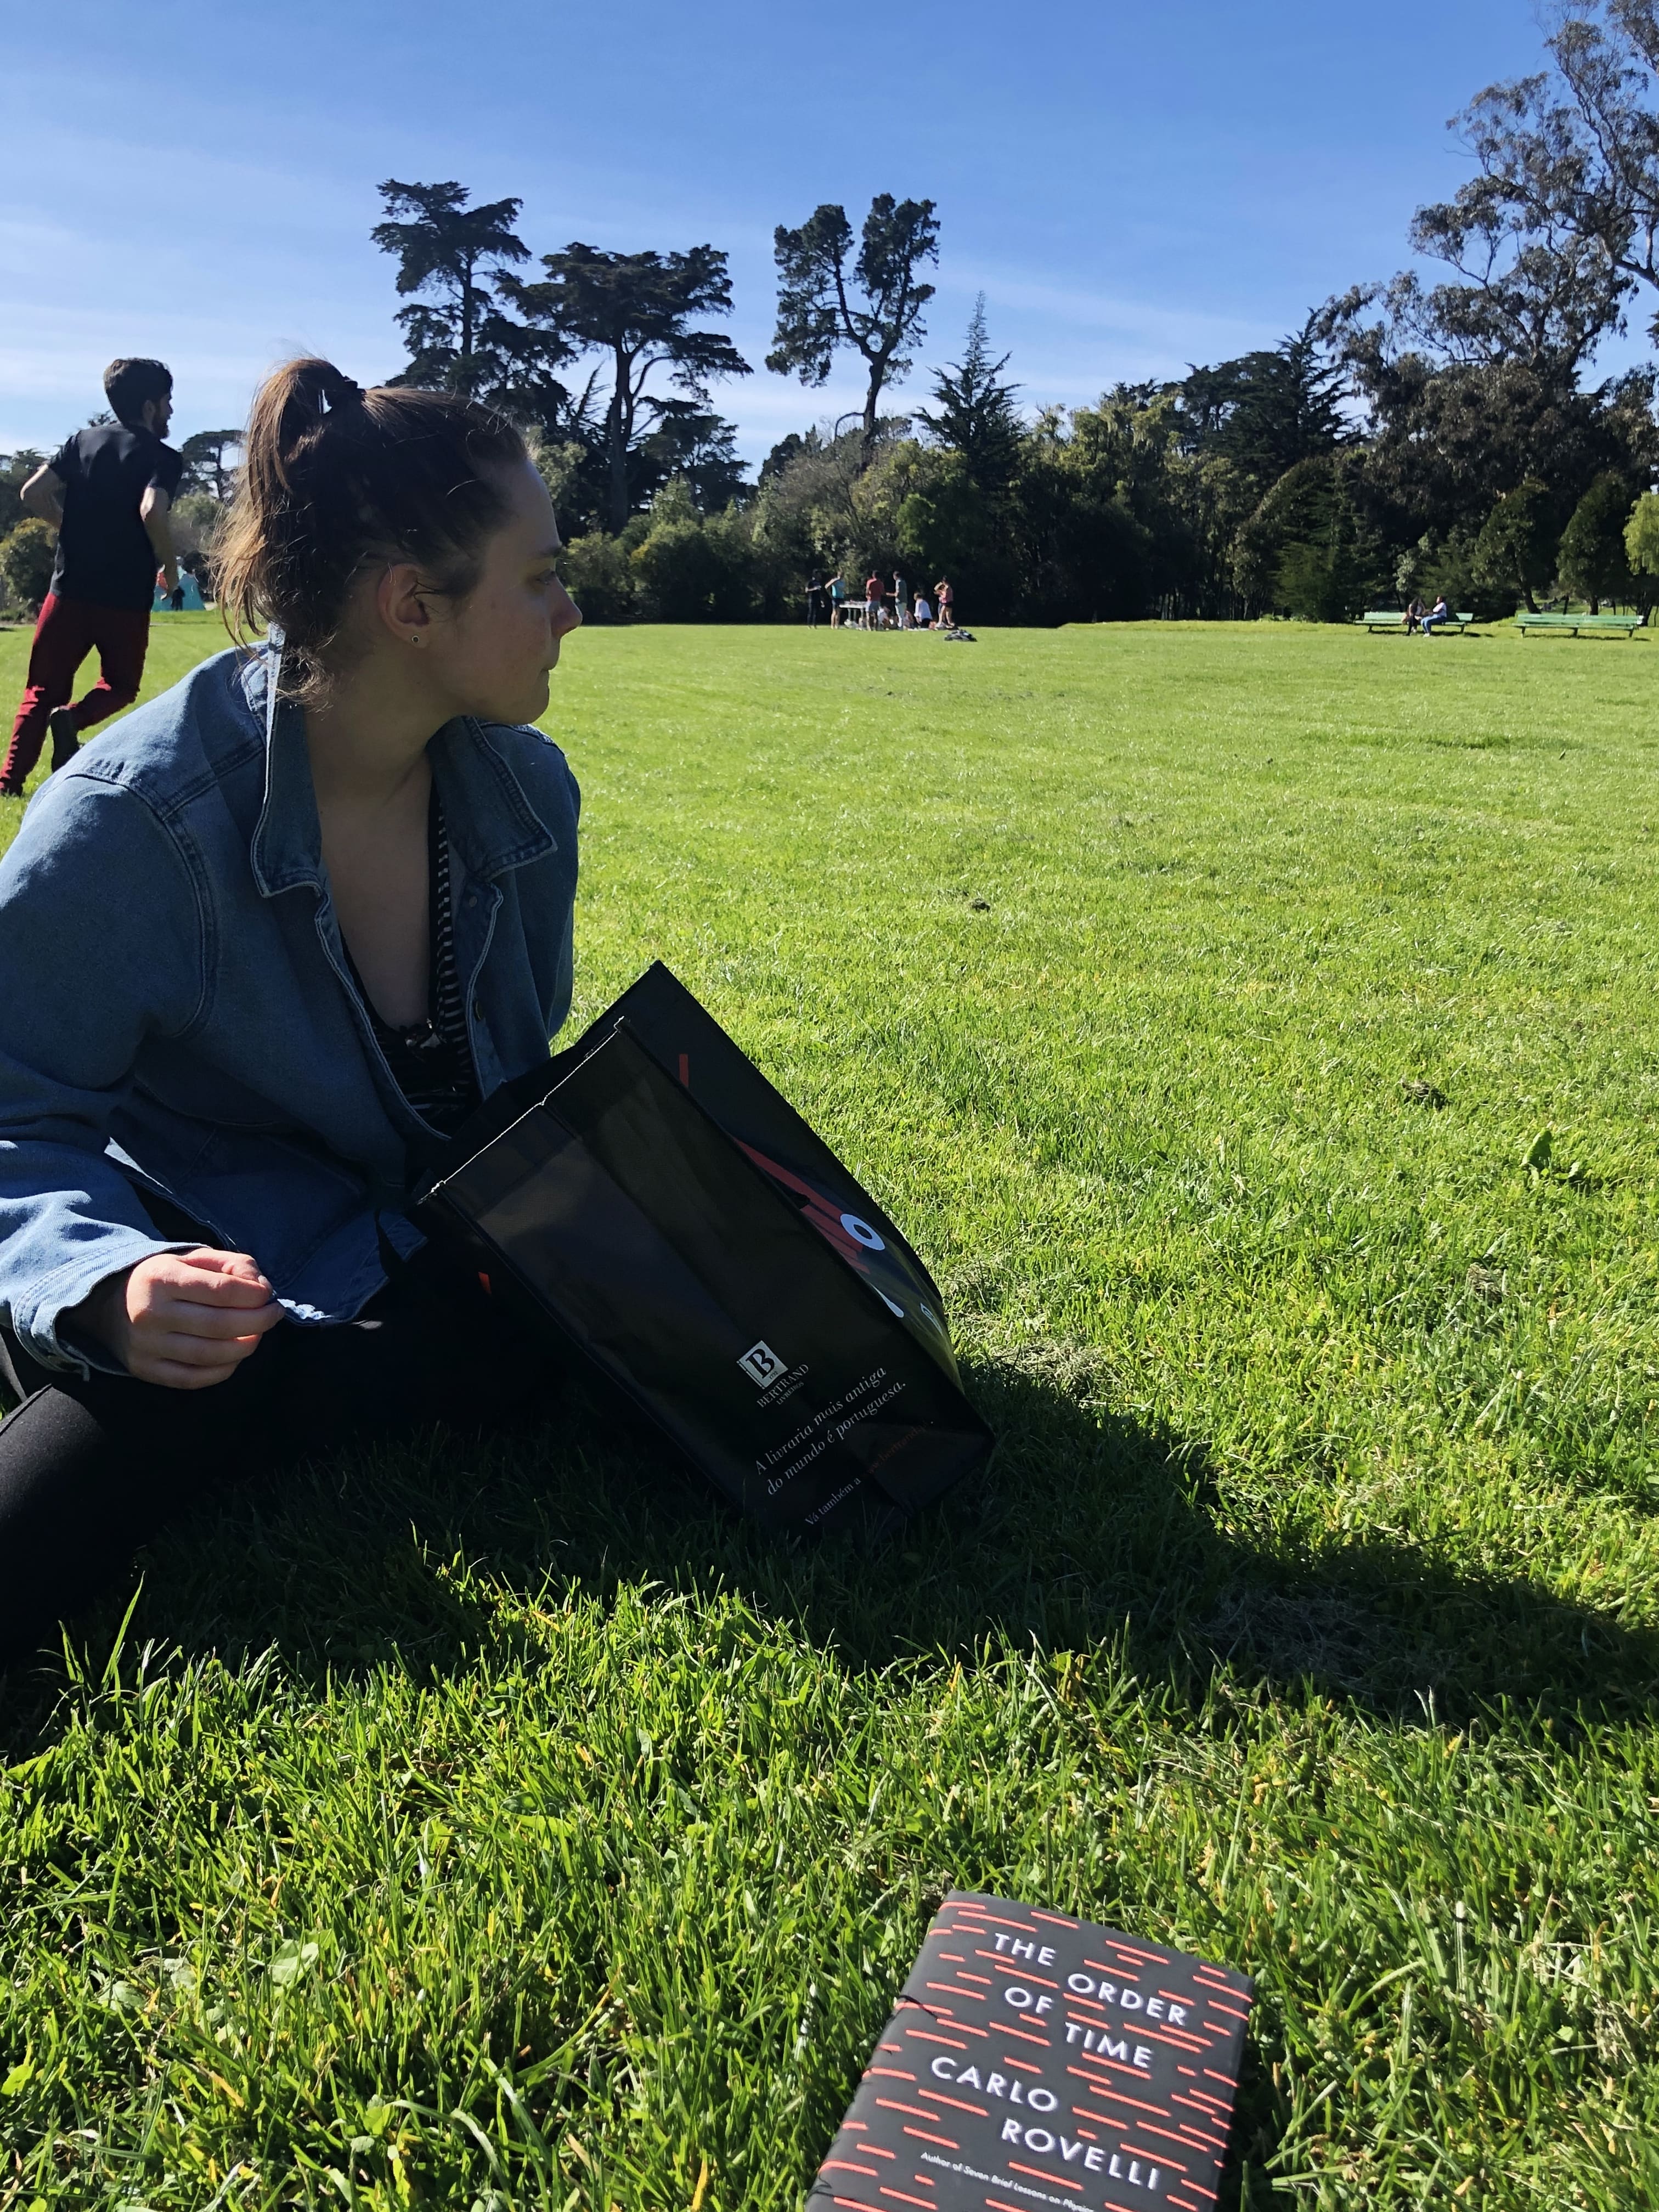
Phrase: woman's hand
[{"left": 71, "top": 1248, "right": 285, "bottom": 1389}]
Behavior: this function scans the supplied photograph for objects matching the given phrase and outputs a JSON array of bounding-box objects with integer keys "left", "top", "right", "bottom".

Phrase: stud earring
[{"left": 409, "top": 633, "right": 423, "bottom": 646}]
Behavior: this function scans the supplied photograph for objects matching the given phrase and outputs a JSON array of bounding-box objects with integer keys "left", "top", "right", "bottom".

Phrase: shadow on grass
[
  {"left": 4, "top": 1350, "right": 1649, "bottom": 2211},
  {"left": 3, "top": 1342, "right": 1653, "bottom": 1742}
]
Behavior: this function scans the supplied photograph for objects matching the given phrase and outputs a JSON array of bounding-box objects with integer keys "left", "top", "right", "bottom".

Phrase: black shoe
[{"left": 47, "top": 707, "right": 80, "bottom": 772}]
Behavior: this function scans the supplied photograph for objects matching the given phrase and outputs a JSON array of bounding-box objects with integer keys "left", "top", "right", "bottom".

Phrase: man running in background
[{"left": 0, "top": 359, "right": 181, "bottom": 797}]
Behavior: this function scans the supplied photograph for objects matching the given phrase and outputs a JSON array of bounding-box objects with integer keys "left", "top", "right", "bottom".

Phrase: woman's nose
[{"left": 553, "top": 580, "right": 582, "bottom": 635}]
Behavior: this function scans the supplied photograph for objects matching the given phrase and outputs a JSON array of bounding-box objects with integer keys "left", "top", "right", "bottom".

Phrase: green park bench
[
  {"left": 1355, "top": 609, "right": 1475, "bottom": 634},
  {"left": 1514, "top": 611, "right": 1648, "bottom": 638}
]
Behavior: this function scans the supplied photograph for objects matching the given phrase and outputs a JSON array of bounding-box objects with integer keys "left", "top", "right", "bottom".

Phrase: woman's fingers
[
  {"left": 146, "top": 1325, "right": 270, "bottom": 1368},
  {"left": 165, "top": 1250, "right": 276, "bottom": 1304},
  {"left": 151, "top": 1293, "right": 285, "bottom": 1342},
  {"left": 180, "top": 1248, "right": 273, "bottom": 1290},
  {"left": 129, "top": 1251, "right": 284, "bottom": 1340},
  {"left": 132, "top": 1352, "right": 252, "bottom": 1391},
  {"left": 115, "top": 1249, "right": 286, "bottom": 1387}
]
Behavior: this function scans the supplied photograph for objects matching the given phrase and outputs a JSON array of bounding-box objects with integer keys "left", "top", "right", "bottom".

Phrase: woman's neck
[{"left": 303, "top": 650, "right": 448, "bottom": 812}]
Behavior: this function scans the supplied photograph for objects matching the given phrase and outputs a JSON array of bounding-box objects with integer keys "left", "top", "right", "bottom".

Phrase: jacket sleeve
[{"left": 0, "top": 775, "right": 208, "bottom": 1374}]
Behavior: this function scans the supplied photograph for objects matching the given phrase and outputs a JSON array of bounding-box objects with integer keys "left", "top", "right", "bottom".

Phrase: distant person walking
[
  {"left": 0, "top": 359, "right": 182, "bottom": 797},
  {"left": 934, "top": 575, "right": 955, "bottom": 630}
]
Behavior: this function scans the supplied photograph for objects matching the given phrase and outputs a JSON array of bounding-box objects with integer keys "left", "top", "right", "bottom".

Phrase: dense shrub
[
  {"left": 170, "top": 492, "right": 224, "bottom": 559},
  {"left": 1474, "top": 480, "right": 1560, "bottom": 613},
  {"left": 1558, "top": 472, "right": 1635, "bottom": 610},
  {"left": 0, "top": 518, "right": 56, "bottom": 614},
  {"left": 0, "top": 453, "right": 45, "bottom": 544},
  {"left": 632, "top": 511, "right": 759, "bottom": 622},
  {"left": 1244, "top": 456, "right": 1380, "bottom": 622},
  {"left": 558, "top": 532, "right": 637, "bottom": 624},
  {"left": 1623, "top": 490, "right": 1659, "bottom": 618}
]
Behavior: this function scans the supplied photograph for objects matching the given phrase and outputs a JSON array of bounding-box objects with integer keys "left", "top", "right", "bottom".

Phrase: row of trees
[
  {"left": 13, "top": 7, "right": 1659, "bottom": 624},
  {"left": 365, "top": 179, "right": 941, "bottom": 537},
  {"left": 501, "top": 0, "right": 1659, "bottom": 622}
]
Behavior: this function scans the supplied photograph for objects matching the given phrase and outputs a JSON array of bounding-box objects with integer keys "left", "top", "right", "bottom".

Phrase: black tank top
[{"left": 345, "top": 787, "right": 481, "bottom": 1138}]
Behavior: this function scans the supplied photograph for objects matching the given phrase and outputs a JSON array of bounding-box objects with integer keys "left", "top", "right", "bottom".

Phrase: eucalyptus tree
[
  {"left": 1425, "top": 2, "right": 1659, "bottom": 347},
  {"left": 768, "top": 195, "right": 940, "bottom": 460}
]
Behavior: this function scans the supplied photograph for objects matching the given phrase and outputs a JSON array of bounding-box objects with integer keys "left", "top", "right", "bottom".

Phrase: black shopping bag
[{"left": 415, "top": 963, "right": 992, "bottom": 1531}]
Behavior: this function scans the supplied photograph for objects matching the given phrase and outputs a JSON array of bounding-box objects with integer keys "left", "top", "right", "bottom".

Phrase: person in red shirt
[
  {"left": 864, "top": 571, "right": 886, "bottom": 629},
  {"left": 1, "top": 359, "right": 182, "bottom": 798}
]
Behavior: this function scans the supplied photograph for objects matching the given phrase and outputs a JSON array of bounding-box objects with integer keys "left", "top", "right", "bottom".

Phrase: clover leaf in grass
[{"left": 269, "top": 1939, "right": 320, "bottom": 1988}]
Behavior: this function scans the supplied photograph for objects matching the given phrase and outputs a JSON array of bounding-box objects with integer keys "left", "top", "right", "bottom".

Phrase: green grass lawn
[{"left": 2, "top": 613, "right": 1657, "bottom": 2208}]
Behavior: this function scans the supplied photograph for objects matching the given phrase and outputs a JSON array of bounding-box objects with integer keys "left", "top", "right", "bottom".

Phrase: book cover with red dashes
[{"left": 808, "top": 1891, "right": 1252, "bottom": 2212}]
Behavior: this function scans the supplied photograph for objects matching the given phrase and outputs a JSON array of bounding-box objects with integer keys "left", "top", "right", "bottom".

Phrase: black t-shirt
[{"left": 47, "top": 424, "right": 184, "bottom": 612}]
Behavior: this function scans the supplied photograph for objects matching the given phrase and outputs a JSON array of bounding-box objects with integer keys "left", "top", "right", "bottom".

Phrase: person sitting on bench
[{"left": 1420, "top": 592, "right": 1451, "bottom": 637}]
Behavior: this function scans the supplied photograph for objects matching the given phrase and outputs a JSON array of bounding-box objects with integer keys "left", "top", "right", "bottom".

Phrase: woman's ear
[{"left": 375, "top": 562, "right": 433, "bottom": 647}]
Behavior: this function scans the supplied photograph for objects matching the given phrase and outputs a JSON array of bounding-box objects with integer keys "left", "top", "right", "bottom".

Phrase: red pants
[{"left": 1, "top": 594, "right": 150, "bottom": 792}]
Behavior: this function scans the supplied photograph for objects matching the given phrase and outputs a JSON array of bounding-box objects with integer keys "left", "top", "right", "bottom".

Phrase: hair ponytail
[{"left": 216, "top": 356, "right": 527, "bottom": 695}]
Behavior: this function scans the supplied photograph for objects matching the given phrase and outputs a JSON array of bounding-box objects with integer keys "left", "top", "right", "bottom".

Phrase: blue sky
[{"left": 2, "top": 1, "right": 1584, "bottom": 468}]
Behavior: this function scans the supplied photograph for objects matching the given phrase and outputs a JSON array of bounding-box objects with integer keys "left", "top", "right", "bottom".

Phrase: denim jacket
[{"left": 0, "top": 641, "right": 579, "bottom": 1375}]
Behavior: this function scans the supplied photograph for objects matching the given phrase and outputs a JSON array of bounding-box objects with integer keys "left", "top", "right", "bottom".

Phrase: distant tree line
[
  {"left": 12, "top": 7, "right": 1659, "bottom": 627},
  {"left": 476, "top": 0, "right": 1659, "bottom": 624}
]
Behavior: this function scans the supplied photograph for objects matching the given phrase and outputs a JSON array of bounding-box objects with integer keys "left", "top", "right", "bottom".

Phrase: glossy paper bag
[{"left": 416, "top": 965, "right": 990, "bottom": 1530}]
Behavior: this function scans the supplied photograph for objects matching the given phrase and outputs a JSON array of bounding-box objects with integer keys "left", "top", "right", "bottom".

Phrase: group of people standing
[{"left": 807, "top": 571, "right": 957, "bottom": 631}]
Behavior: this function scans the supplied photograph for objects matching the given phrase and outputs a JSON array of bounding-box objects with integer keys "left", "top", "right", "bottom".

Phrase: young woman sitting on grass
[{"left": 0, "top": 358, "right": 583, "bottom": 1660}]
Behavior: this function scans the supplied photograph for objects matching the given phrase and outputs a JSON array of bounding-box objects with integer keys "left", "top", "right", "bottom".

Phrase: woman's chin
[{"left": 481, "top": 672, "right": 552, "bottom": 725}]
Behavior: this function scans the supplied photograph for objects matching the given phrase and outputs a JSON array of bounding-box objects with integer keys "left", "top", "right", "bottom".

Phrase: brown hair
[
  {"left": 215, "top": 357, "right": 527, "bottom": 693},
  {"left": 103, "top": 357, "right": 172, "bottom": 426}
]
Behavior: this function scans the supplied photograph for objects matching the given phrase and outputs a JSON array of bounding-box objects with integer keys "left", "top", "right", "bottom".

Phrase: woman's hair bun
[{"left": 318, "top": 367, "right": 363, "bottom": 410}]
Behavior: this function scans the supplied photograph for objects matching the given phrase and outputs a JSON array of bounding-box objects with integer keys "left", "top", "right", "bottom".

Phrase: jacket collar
[{"left": 244, "top": 637, "right": 558, "bottom": 898}]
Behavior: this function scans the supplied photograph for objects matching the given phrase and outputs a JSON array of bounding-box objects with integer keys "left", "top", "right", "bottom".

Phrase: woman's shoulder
[
  {"left": 474, "top": 717, "right": 576, "bottom": 785},
  {"left": 464, "top": 717, "right": 580, "bottom": 842}
]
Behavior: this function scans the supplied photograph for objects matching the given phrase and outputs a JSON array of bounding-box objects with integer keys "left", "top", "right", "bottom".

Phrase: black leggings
[{"left": 0, "top": 1250, "right": 558, "bottom": 1664}]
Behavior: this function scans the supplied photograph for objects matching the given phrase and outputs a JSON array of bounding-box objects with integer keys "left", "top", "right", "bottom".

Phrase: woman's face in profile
[{"left": 438, "top": 460, "right": 582, "bottom": 725}]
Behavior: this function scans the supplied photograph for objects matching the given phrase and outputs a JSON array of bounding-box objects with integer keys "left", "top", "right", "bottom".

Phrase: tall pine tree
[{"left": 917, "top": 296, "right": 1023, "bottom": 492}]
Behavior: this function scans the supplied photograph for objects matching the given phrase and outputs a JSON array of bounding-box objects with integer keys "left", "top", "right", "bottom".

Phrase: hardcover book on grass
[{"left": 809, "top": 1892, "right": 1252, "bottom": 2212}]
